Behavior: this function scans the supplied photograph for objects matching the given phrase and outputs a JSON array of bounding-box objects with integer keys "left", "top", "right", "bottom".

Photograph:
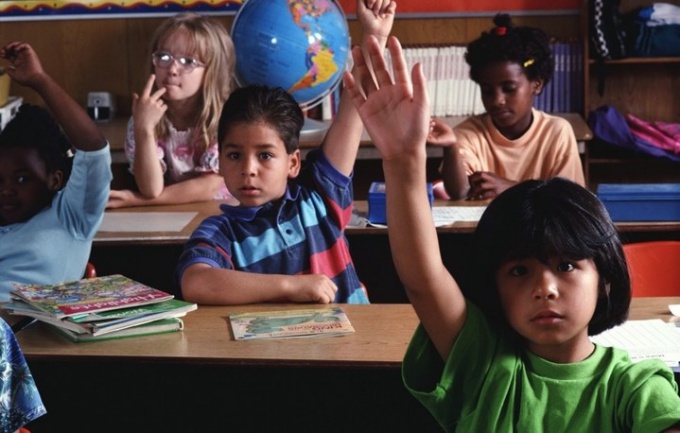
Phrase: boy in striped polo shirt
[{"left": 175, "top": 0, "right": 397, "bottom": 305}]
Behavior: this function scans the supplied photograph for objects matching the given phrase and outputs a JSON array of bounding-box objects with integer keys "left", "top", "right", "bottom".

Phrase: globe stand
[{"left": 301, "top": 116, "right": 331, "bottom": 141}]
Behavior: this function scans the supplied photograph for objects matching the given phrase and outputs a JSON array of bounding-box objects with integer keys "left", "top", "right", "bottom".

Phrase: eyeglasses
[{"left": 151, "top": 51, "right": 205, "bottom": 74}]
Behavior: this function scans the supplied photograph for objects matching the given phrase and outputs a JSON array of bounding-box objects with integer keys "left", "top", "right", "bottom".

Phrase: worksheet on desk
[
  {"left": 431, "top": 206, "right": 486, "bottom": 227},
  {"left": 98, "top": 212, "right": 198, "bottom": 232},
  {"left": 590, "top": 319, "right": 680, "bottom": 367}
]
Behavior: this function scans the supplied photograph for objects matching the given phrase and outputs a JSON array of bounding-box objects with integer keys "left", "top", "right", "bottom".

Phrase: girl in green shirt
[{"left": 344, "top": 34, "right": 680, "bottom": 433}]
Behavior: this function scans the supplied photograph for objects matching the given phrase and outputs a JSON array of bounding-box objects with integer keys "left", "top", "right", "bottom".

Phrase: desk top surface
[
  {"left": 13, "top": 304, "right": 418, "bottom": 368},
  {"left": 94, "top": 200, "right": 680, "bottom": 246},
  {"left": 9, "top": 298, "right": 678, "bottom": 368}
]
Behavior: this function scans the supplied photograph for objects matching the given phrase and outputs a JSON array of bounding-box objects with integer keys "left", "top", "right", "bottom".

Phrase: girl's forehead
[
  {"left": 159, "top": 28, "right": 199, "bottom": 53},
  {"left": 478, "top": 61, "right": 527, "bottom": 83}
]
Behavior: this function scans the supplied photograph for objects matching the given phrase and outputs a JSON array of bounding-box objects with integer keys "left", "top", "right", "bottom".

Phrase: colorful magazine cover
[
  {"left": 11, "top": 274, "right": 174, "bottom": 318},
  {"left": 229, "top": 307, "right": 355, "bottom": 340}
]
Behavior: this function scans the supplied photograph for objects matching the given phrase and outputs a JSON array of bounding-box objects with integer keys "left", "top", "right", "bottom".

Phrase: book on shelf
[
  {"left": 49, "top": 318, "right": 184, "bottom": 343},
  {"left": 229, "top": 307, "right": 355, "bottom": 340},
  {"left": 11, "top": 274, "right": 174, "bottom": 319}
]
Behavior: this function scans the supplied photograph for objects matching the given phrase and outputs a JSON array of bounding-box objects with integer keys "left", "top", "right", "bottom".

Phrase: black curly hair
[
  {"left": 466, "top": 13, "right": 554, "bottom": 86},
  {"left": 0, "top": 103, "right": 73, "bottom": 180}
]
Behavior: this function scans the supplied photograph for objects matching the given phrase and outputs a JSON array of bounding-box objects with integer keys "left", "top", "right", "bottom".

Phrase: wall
[{"left": 0, "top": 13, "right": 580, "bottom": 118}]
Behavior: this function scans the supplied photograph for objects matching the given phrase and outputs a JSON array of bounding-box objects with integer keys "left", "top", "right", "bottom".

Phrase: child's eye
[
  {"left": 16, "top": 175, "right": 28, "bottom": 183},
  {"left": 259, "top": 152, "right": 273, "bottom": 161},
  {"left": 509, "top": 265, "right": 528, "bottom": 277},
  {"left": 502, "top": 85, "right": 518, "bottom": 94},
  {"left": 226, "top": 152, "right": 241, "bottom": 161},
  {"left": 556, "top": 261, "right": 575, "bottom": 272}
]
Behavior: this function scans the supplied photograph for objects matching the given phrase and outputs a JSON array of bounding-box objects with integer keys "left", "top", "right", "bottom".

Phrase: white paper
[
  {"left": 431, "top": 206, "right": 486, "bottom": 227},
  {"left": 590, "top": 319, "right": 680, "bottom": 366},
  {"left": 669, "top": 304, "right": 680, "bottom": 317},
  {"left": 98, "top": 212, "right": 198, "bottom": 232}
]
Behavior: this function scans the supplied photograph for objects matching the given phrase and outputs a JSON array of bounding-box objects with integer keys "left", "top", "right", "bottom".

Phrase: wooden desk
[
  {"left": 94, "top": 201, "right": 218, "bottom": 246},
  {"left": 14, "top": 299, "right": 677, "bottom": 364},
  {"left": 13, "top": 298, "right": 679, "bottom": 433},
  {"left": 16, "top": 304, "right": 439, "bottom": 433},
  {"left": 91, "top": 201, "right": 680, "bottom": 303},
  {"left": 16, "top": 304, "right": 418, "bottom": 367}
]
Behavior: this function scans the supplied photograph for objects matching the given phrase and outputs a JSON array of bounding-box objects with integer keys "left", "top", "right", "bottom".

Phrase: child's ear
[
  {"left": 287, "top": 149, "right": 301, "bottom": 178},
  {"left": 47, "top": 169, "right": 65, "bottom": 191},
  {"left": 532, "top": 79, "right": 545, "bottom": 95}
]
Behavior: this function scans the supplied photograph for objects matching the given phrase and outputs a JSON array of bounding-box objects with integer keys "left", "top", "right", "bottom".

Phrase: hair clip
[
  {"left": 523, "top": 58, "right": 535, "bottom": 68},
  {"left": 495, "top": 26, "right": 507, "bottom": 36}
]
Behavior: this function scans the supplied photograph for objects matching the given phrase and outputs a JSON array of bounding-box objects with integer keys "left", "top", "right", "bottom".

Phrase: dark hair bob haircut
[{"left": 467, "top": 177, "right": 631, "bottom": 336}]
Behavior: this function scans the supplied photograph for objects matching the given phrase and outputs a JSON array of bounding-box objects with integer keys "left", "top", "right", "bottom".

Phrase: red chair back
[
  {"left": 84, "top": 262, "right": 97, "bottom": 279},
  {"left": 623, "top": 241, "right": 680, "bottom": 297}
]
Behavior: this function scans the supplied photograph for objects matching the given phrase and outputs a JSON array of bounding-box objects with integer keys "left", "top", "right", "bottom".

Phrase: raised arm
[
  {"left": 0, "top": 41, "right": 106, "bottom": 152},
  {"left": 129, "top": 74, "right": 168, "bottom": 198},
  {"left": 320, "top": 0, "right": 396, "bottom": 176},
  {"left": 344, "top": 36, "right": 466, "bottom": 359}
]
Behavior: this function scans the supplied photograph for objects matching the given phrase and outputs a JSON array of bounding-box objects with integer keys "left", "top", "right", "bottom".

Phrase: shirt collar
[{"left": 218, "top": 183, "right": 302, "bottom": 221}]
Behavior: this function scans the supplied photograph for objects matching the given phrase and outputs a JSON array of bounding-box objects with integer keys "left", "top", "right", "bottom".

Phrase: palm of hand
[{"left": 359, "top": 79, "right": 429, "bottom": 159}]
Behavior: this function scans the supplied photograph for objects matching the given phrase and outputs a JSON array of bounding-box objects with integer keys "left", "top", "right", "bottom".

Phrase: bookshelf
[
  {"left": 0, "top": 9, "right": 586, "bottom": 193},
  {"left": 582, "top": 0, "right": 680, "bottom": 189}
]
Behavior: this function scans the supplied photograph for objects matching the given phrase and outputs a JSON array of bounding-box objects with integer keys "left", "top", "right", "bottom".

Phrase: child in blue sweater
[{"left": 0, "top": 41, "right": 111, "bottom": 300}]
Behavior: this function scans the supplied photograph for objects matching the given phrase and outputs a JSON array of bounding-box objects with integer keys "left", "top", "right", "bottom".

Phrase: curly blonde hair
[{"left": 150, "top": 12, "right": 236, "bottom": 152}]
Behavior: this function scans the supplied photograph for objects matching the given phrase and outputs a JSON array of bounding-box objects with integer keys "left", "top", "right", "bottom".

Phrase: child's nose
[
  {"left": 533, "top": 271, "right": 559, "bottom": 300},
  {"left": 241, "top": 158, "right": 256, "bottom": 176},
  {"left": 492, "top": 90, "right": 506, "bottom": 106},
  {"left": 167, "top": 60, "right": 180, "bottom": 75}
]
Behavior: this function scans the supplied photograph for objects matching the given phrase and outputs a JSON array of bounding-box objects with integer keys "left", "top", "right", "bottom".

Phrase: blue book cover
[{"left": 552, "top": 42, "right": 564, "bottom": 112}]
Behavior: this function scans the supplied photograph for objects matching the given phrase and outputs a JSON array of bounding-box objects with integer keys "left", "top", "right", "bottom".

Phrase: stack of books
[{"left": 5, "top": 274, "right": 196, "bottom": 342}]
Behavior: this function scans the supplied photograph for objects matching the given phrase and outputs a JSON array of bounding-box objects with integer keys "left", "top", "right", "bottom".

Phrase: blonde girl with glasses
[{"left": 107, "top": 12, "right": 235, "bottom": 208}]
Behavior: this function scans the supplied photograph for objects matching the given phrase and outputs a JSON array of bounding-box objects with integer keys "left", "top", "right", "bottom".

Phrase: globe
[{"left": 231, "top": 0, "right": 351, "bottom": 112}]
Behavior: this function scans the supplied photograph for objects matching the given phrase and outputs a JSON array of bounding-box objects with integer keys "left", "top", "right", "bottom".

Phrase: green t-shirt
[{"left": 403, "top": 303, "right": 680, "bottom": 433}]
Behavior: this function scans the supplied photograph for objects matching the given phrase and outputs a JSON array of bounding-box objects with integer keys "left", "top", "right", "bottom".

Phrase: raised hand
[
  {"left": 343, "top": 35, "right": 429, "bottom": 161},
  {"left": 358, "top": 0, "right": 397, "bottom": 44},
  {"left": 0, "top": 41, "right": 47, "bottom": 88}
]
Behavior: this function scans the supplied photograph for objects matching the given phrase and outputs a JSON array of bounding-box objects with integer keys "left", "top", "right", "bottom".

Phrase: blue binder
[{"left": 368, "top": 182, "right": 434, "bottom": 225}]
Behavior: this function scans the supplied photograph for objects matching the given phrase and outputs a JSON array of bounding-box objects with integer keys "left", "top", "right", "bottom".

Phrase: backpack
[
  {"left": 589, "top": 0, "right": 630, "bottom": 96},
  {"left": 589, "top": 0, "right": 628, "bottom": 60},
  {"left": 588, "top": 105, "right": 680, "bottom": 162}
]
